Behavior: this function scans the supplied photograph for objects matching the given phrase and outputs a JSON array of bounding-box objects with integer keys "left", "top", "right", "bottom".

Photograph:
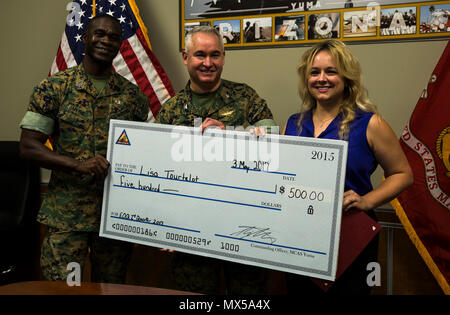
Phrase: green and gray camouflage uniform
[
  {"left": 156, "top": 79, "right": 275, "bottom": 130},
  {"left": 20, "top": 63, "right": 149, "bottom": 282}
]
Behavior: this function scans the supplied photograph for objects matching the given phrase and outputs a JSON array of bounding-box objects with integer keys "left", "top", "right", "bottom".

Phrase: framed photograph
[
  {"left": 420, "top": 3, "right": 450, "bottom": 33},
  {"left": 243, "top": 17, "right": 273, "bottom": 43},
  {"left": 184, "top": 0, "right": 322, "bottom": 20},
  {"left": 180, "top": 0, "right": 450, "bottom": 50},
  {"left": 184, "top": 21, "right": 211, "bottom": 37},
  {"left": 183, "top": 0, "right": 438, "bottom": 20},
  {"left": 343, "top": 9, "right": 378, "bottom": 38},
  {"left": 275, "top": 15, "right": 306, "bottom": 41},
  {"left": 213, "top": 19, "right": 241, "bottom": 44},
  {"left": 380, "top": 7, "right": 417, "bottom": 36},
  {"left": 307, "top": 13, "right": 340, "bottom": 39}
]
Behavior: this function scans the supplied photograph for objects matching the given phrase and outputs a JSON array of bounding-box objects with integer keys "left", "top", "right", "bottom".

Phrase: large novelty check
[{"left": 100, "top": 120, "right": 347, "bottom": 281}]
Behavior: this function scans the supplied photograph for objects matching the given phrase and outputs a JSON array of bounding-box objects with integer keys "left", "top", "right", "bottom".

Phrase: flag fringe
[
  {"left": 128, "top": 0, "right": 152, "bottom": 50},
  {"left": 391, "top": 198, "right": 449, "bottom": 295},
  {"left": 44, "top": 139, "right": 53, "bottom": 151}
]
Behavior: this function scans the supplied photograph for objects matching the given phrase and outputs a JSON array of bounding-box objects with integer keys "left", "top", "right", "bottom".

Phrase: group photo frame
[{"left": 180, "top": 0, "right": 450, "bottom": 50}]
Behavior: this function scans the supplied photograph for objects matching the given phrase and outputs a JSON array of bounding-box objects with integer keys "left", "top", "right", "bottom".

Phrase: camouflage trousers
[
  {"left": 171, "top": 252, "right": 268, "bottom": 295},
  {"left": 41, "top": 227, "right": 133, "bottom": 283}
]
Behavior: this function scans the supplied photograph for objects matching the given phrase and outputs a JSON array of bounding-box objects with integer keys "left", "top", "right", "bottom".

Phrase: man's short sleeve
[
  {"left": 20, "top": 111, "right": 55, "bottom": 135},
  {"left": 20, "top": 78, "right": 59, "bottom": 134}
]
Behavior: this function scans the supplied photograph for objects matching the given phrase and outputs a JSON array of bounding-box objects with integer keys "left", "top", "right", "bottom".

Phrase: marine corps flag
[{"left": 392, "top": 41, "right": 450, "bottom": 294}]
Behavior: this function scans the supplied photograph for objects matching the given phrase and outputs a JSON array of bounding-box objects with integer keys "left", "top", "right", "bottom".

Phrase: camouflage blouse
[
  {"left": 23, "top": 64, "right": 149, "bottom": 231},
  {"left": 156, "top": 79, "right": 273, "bottom": 128}
]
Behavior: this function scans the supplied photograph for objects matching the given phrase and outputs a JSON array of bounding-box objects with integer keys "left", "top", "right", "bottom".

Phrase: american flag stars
[
  {"left": 52, "top": 0, "right": 174, "bottom": 119},
  {"left": 68, "top": 0, "right": 133, "bottom": 44}
]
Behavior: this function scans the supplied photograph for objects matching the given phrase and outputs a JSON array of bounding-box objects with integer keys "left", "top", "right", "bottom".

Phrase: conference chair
[{"left": 0, "top": 141, "right": 41, "bottom": 285}]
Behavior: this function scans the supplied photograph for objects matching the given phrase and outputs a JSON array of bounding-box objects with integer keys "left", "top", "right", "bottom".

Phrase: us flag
[{"left": 50, "top": 0, "right": 174, "bottom": 121}]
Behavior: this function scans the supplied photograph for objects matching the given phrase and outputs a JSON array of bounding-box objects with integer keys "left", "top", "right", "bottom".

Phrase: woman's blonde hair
[{"left": 296, "top": 39, "right": 377, "bottom": 139}]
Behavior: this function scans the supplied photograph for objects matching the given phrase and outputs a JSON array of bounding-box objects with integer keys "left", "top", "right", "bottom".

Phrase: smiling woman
[
  {"left": 307, "top": 51, "right": 345, "bottom": 113},
  {"left": 295, "top": 39, "right": 378, "bottom": 139},
  {"left": 283, "top": 39, "right": 413, "bottom": 295}
]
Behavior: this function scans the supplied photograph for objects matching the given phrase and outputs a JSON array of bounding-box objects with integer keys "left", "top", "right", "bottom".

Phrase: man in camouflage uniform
[
  {"left": 156, "top": 26, "right": 275, "bottom": 294},
  {"left": 19, "top": 15, "right": 149, "bottom": 283},
  {"left": 157, "top": 28, "right": 274, "bottom": 131}
]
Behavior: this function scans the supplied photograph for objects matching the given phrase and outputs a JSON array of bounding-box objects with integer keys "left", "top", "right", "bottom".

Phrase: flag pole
[
  {"left": 391, "top": 198, "right": 450, "bottom": 294},
  {"left": 128, "top": 0, "right": 152, "bottom": 50}
]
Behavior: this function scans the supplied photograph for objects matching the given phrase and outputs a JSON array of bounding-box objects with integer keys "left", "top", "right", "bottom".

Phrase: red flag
[
  {"left": 392, "top": 40, "right": 450, "bottom": 295},
  {"left": 50, "top": 0, "right": 174, "bottom": 121}
]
